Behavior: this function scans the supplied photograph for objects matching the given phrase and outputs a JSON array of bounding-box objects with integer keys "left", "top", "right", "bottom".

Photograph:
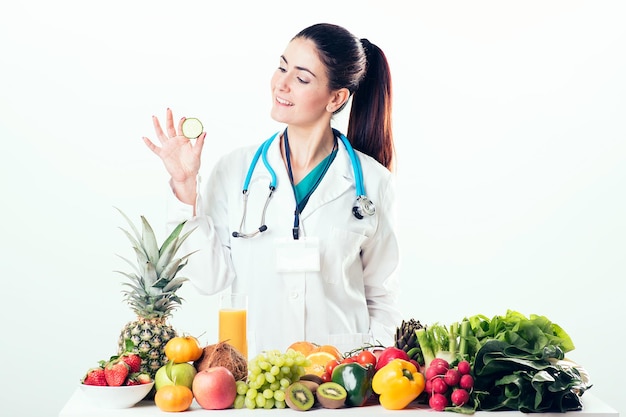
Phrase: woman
[{"left": 143, "top": 23, "right": 402, "bottom": 355}]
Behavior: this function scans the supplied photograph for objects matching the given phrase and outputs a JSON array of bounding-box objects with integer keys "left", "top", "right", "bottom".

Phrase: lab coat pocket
[{"left": 323, "top": 228, "right": 366, "bottom": 284}]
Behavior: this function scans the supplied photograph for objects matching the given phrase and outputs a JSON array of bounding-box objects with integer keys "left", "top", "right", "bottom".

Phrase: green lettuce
[{"left": 472, "top": 339, "right": 592, "bottom": 412}]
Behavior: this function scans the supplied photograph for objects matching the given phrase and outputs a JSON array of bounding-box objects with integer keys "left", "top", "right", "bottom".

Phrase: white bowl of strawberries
[{"left": 80, "top": 353, "right": 154, "bottom": 409}]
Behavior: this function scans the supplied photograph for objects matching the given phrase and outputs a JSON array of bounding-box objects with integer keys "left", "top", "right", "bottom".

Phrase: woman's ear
[{"left": 327, "top": 88, "right": 350, "bottom": 113}]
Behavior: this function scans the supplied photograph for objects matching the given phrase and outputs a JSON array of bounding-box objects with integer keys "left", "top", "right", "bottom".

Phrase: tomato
[
  {"left": 155, "top": 385, "right": 194, "bottom": 412},
  {"left": 325, "top": 359, "right": 341, "bottom": 376},
  {"left": 341, "top": 356, "right": 356, "bottom": 364},
  {"left": 164, "top": 336, "right": 203, "bottom": 363},
  {"left": 320, "top": 372, "right": 332, "bottom": 383},
  {"left": 356, "top": 350, "right": 377, "bottom": 367}
]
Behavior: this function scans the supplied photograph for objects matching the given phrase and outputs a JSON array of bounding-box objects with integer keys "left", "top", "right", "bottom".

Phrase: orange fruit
[
  {"left": 304, "top": 351, "right": 338, "bottom": 377},
  {"left": 155, "top": 385, "right": 194, "bottom": 412},
  {"left": 287, "top": 341, "right": 317, "bottom": 357},
  {"left": 164, "top": 335, "right": 203, "bottom": 363},
  {"left": 315, "top": 344, "right": 342, "bottom": 360}
]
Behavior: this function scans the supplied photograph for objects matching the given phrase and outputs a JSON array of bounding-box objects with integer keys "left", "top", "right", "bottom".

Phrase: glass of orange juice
[{"left": 218, "top": 293, "right": 248, "bottom": 359}]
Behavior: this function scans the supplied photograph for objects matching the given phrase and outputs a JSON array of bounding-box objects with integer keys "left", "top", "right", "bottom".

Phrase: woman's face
[{"left": 270, "top": 37, "right": 335, "bottom": 127}]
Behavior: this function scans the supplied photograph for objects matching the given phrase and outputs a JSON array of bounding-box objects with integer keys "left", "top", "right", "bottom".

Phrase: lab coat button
[{"left": 290, "top": 291, "right": 298, "bottom": 299}]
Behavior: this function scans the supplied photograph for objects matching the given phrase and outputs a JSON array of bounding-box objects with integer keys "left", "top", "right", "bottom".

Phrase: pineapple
[
  {"left": 114, "top": 208, "right": 197, "bottom": 378},
  {"left": 394, "top": 318, "right": 425, "bottom": 366}
]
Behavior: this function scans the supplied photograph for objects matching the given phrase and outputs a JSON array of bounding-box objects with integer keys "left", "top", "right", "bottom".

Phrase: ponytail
[{"left": 348, "top": 39, "right": 395, "bottom": 171}]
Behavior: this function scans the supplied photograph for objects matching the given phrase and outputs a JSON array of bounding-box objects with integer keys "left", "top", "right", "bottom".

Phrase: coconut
[{"left": 193, "top": 341, "right": 248, "bottom": 381}]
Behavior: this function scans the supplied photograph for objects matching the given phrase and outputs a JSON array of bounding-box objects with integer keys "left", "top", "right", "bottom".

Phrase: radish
[
  {"left": 459, "top": 374, "right": 474, "bottom": 390},
  {"left": 457, "top": 360, "right": 471, "bottom": 375},
  {"left": 429, "top": 393, "right": 448, "bottom": 411},
  {"left": 431, "top": 377, "right": 449, "bottom": 395},
  {"left": 451, "top": 388, "right": 470, "bottom": 406},
  {"left": 444, "top": 368, "right": 461, "bottom": 386},
  {"left": 430, "top": 358, "right": 450, "bottom": 374},
  {"left": 425, "top": 365, "right": 442, "bottom": 380},
  {"left": 425, "top": 378, "right": 433, "bottom": 395}
]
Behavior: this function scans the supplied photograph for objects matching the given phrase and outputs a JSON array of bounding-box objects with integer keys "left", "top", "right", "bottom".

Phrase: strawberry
[
  {"left": 136, "top": 373, "right": 152, "bottom": 384},
  {"left": 120, "top": 353, "right": 142, "bottom": 373},
  {"left": 126, "top": 372, "right": 152, "bottom": 385},
  {"left": 82, "top": 367, "right": 107, "bottom": 386},
  {"left": 104, "top": 359, "right": 130, "bottom": 386}
]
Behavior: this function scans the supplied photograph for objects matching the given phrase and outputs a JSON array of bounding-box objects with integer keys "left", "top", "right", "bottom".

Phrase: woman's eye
[
  {"left": 278, "top": 66, "right": 287, "bottom": 73},
  {"left": 297, "top": 77, "right": 310, "bottom": 84}
]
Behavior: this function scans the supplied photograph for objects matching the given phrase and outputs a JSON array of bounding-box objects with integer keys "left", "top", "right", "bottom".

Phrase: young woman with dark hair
[{"left": 143, "top": 23, "right": 402, "bottom": 354}]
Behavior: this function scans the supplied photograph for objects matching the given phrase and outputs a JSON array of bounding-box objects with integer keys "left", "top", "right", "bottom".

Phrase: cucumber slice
[{"left": 181, "top": 117, "right": 203, "bottom": 139}]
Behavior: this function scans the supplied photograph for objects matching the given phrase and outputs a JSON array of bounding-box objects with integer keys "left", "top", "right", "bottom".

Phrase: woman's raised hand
[{"left": 143, "top": 108, "right": 206, "bottom": 205}]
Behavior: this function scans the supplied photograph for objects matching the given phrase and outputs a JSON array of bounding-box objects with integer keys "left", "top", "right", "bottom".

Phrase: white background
[{"left": 1, "top": 1, "right": 624, "bottom": 416}]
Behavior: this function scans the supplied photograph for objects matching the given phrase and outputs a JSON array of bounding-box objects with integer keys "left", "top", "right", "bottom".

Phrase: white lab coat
[{"left": 167, "top": 132, "right": 403, "bottom": 355}]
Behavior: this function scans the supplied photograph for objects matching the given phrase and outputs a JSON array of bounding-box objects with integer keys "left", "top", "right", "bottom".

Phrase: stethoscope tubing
[{"left": 233, "top": 129, "right": 373, "bottom": 238}]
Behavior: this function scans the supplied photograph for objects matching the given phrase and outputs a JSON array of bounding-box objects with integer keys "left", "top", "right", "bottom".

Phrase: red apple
[{"left": 192, "top": 366, "right": 237, "bottom": 410}]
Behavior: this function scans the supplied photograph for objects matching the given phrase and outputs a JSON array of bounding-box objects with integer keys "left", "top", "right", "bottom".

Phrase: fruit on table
[
  {"left": 119, "top": 352, "right": 142, "bottom": 373},
  {"left": 104, "top": 359, "right": 130, "bottom": 387},
  {"left": 372, "top": 358, "right": 425, "bottom": 410},
  {"left": 316, "top": 381, "right": 347, "bottom": 409},
  {"left": 331, "top": 361, "right": 375, "bottom": 407},
  {"left": 114, "top": 209, "right": 197, "bottom": 378},
  {"left": 192, "top": 366, "right": 238, "bottom": 410},
  {"left": 155, "top": 384, "right": 194, "bottom": 412},
  {"left": 304, "top": 351, "right": 339, "bottom": 377},
  {"left": 82, "top": 367, "right": 107, "bottom": 386},
  {"left": 233, "top": 349, "right": 309, "bottom": 409},
  {"left": 164, "top": 335, "right": 203, "bottom": 363},
  {"left": 81, "top": 353, "right": 153, "bottom": 387},
  {"left": 285, "top": 382, "right": 315, "bottom": 411},
  {"left": 155, "top": 361, "right": 197, "bottom": 390},
  {"left": 287, "top": 341, "right": 317, "bottom": 356}
]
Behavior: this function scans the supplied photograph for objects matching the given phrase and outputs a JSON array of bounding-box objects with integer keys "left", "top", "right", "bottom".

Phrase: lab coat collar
[{"left": 260, "top": 131, "right": 354, "bottom": 220}]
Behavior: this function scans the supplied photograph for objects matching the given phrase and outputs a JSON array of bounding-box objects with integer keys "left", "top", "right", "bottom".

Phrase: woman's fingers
[
  {"left": 165, "top": 108, "right": 177, "bottom": 138},
  {"left": 153, "top": 115, "right": 168, "bottom": 144},
  {"left": 193, "top": 132, "right": 207, "bottom": 157},
  {"left": 142, "top": 136, "right": 160, "bottom": 155}
]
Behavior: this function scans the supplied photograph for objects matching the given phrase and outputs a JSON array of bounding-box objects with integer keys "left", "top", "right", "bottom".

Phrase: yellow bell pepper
[{"left": 372, "top": 358, "right": 425, "bottom": 410}]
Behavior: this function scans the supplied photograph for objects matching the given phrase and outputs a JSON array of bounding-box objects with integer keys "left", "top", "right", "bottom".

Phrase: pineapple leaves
[
  {"left": 162, "top": 276, "right": 189, "bottom": 293},
  {"left": 114, "top": 208, "right": 197, "bottom": 318},
  {"left": 141, "top": 216, "right": 160, "bottom": 266}
]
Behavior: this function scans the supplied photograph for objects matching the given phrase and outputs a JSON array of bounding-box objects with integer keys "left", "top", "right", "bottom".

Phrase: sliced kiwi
[
  {"left": 316, "top": 382, "right": 347, "bottom": 409},
  {"left": 285, "top": 382, "right": 315, "bottom": 411}
]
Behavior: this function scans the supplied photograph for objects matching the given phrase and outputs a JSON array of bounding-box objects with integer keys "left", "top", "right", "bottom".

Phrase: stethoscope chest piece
[{"left": 353, "top": 195, "right": 376, "bottom": 219}]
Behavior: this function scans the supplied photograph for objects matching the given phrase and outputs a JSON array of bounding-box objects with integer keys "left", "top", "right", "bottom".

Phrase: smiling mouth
[{"left": 276, "top": 97, "right": 294, "bottom": 106}]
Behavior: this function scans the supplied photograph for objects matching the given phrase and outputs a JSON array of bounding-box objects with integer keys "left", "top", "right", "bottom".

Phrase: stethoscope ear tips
[
  {"left": 352, "top": 205, "right": 364, "bottom": 219},
  {"left": 353, "top": 196, "right": 375, "bottom": 219}
]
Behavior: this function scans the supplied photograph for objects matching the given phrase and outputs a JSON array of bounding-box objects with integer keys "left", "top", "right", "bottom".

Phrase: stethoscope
[{"left": 232, "top": 128, "right": 375, "bottom": 239}]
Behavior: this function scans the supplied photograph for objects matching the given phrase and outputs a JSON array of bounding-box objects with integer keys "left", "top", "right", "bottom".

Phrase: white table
[{"left": 60, "top": 389, "right": 619, "bottom": 416}]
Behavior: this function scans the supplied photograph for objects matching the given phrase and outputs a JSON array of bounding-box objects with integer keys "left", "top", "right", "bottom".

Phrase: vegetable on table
[
  {"left": 331, "top": 362, "right": 375, "bottom": 407},
  {"left": 372, "top": 359, "right": 425, "bottom": 410},
  {"left": 472, "top": 339, "right": 592, "bottom": 413}
]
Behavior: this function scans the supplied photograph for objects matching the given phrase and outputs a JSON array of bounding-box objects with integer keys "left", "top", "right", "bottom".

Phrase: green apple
[{"left": 155, "top": 361, "right": 197, "bottom": 390}]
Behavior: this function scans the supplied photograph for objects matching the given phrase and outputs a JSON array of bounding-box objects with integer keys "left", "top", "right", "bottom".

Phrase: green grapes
[{"left": 234, "top": 349, "right": 310, "bottom": 409}]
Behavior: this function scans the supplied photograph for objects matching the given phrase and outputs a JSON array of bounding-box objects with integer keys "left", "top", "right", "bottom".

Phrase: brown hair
[{"left": 294, "top": 23, "right": 395, "bottom": 170}]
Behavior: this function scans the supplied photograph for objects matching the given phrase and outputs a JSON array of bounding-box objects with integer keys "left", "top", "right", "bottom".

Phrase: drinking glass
[{"left": 218, "top": 293, "right": 248, "bottom": 359}]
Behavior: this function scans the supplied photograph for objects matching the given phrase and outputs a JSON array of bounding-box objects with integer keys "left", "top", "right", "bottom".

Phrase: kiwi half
[
  {"left": 299, "top": 374, "right": 324, "bottom": 385},
  {"left": 285, "top": 382, "right": 315, "bottom": 411},
  {"left": 316, "top": 381, "right": 347, "bottom": 409}
]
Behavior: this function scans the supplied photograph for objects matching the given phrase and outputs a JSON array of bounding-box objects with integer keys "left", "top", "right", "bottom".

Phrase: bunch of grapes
[
  {"left": 424, "top": 358, "right": 474, "bottom": 411},
  {"left": 234, "top": 349, "right": 311, "bottom": 409}
]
